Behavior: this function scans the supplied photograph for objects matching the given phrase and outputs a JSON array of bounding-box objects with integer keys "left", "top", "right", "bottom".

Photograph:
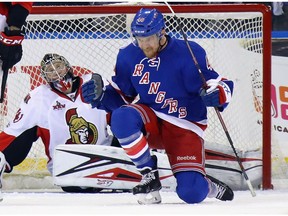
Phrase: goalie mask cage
[{"left": 0, "top": 3, "right": 276, "bottom": 190}]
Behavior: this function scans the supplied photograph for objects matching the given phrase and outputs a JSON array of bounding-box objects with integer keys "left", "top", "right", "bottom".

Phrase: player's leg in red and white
[
  {"left": 0, "top": 127, "right": 39, "bottom": 201},
  {"left": 161, "top": 121, "right": 234, "bottom": 203},
  {"left": 110, "top": 104, "right": 162, "bottom": 204}
]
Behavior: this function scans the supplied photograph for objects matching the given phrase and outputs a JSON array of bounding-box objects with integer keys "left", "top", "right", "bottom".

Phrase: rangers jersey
[
  {"left": 108, "top": 36, "right": 234, "bottom": 137},
  {"left": 0, "top": 74, "right": 112, "bottom": 173}
]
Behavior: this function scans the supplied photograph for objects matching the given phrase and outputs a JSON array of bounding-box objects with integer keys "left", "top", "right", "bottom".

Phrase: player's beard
[{"left": 142, "top": 46, "right": 159, "bottom": 59}]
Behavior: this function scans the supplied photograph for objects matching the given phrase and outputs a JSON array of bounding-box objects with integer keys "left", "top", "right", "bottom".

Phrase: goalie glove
[
  {"left": 81, "top": 73, "right": 104, "bottom": 108},
  {"left": 0, "top": 27, "right": 24, "bottom": 72},
  {"left": 200, "top": 79, "right": 232, "bottom": 108}
]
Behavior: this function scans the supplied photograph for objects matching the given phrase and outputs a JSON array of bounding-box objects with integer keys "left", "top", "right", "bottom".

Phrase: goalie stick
[
  {"left": 164, "top": 1, "right": 256, "bottom": 197},
  {"left": 0, "top": 60, "right": 8, "bottom": 103}
]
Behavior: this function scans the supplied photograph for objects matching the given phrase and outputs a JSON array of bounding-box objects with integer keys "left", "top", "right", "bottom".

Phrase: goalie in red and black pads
[{"left": 81, "top": 8, "right": 234, "bottom": 204}]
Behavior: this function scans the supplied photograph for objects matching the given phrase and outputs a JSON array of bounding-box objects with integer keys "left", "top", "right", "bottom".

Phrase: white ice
[{"left": 0, "top": 189, "right": 288, "bottom": 216}]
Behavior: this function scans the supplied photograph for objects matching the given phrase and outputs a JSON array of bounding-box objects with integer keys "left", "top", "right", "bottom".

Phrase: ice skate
[
  {"left": 207, "top": 175, "right": 234, "bottom": 201},
  {"left": 133, "top": 155, "right": 162, "bottom": 204},
  {"left": 0, "top": 152, "right": 6, "bottom": 202}
]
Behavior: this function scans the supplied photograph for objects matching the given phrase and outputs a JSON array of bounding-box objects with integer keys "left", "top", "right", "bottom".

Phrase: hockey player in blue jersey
[{"left": 81, "top": 8, "right": 234, "bottom": 204}]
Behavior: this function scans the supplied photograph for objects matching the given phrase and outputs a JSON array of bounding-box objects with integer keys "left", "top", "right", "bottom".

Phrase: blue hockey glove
[
  {"left": 200, "top": 79, "right": 231, "bottom": 107},
  {"left": 81, "top": 73, "right": 104, "bottom": 108}
]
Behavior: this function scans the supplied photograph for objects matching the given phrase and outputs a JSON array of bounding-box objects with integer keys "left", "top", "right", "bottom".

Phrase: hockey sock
[
  {"left": 111, "top": 106, "right": 154, "bottom": 170},
  {"left": 119, "top": 132, "right": 154, "bottom": 170}
]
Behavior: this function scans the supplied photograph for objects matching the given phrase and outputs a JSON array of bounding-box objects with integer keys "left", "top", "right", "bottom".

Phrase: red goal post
[{"left": 0, "top": 3, "right": 273, "bottom": 190}]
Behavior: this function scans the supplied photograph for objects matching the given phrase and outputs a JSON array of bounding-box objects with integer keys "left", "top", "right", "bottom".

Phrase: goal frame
[{"left": 28, "top": 3, "right": 272, "bottom": 189}]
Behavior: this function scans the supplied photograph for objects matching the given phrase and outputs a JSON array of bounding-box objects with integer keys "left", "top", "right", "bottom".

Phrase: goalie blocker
[{"left": 53, "top": 142, "right": 262, "bottom": 193}]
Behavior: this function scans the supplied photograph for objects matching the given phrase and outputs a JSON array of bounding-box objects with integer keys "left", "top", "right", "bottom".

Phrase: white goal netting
[{"left": 1, "top": 4, "right": 285, "bottom": 190}]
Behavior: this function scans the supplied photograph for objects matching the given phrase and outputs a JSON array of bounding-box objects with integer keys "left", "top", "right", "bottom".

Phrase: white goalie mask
[{"left": 40, "top": 53, "right": 74, "bottom": 93}]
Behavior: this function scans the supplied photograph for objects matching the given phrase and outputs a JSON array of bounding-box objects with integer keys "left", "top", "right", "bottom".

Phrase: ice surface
[{"left": 0, "top": 189, "right": 288, "bottom": 215}]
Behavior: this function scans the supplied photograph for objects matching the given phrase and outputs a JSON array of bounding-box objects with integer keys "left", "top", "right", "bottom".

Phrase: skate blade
[{"left": 136, "top": 191, "right": 161, "bottom": 205}]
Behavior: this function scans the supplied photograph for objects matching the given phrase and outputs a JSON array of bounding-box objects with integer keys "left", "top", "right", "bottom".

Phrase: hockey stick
[
  {"left": 164, "top": 2, "right": 256, "bottom": 197},
  {"left": 0, "top": 60, "right": 8, "bottom": 103}
]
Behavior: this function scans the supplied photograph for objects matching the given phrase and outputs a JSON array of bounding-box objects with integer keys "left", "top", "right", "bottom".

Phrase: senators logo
[{"left": 65, "top": 108, "right": 98, "bottom": 144}]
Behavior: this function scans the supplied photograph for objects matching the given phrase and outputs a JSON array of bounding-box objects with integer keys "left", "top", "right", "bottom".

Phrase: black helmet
[{"left": 40, "top": 53, "right": 74, "bottom": 93}]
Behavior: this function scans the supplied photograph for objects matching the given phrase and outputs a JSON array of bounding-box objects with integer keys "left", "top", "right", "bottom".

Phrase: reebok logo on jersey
[{"left": 177, "top": 155, "right": 197, "bottom": 161}]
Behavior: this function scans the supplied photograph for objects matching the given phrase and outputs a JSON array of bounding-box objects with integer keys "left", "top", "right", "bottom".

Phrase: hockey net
[{"left": 0, "top": 3, "right": 282, "bottom": 190}]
